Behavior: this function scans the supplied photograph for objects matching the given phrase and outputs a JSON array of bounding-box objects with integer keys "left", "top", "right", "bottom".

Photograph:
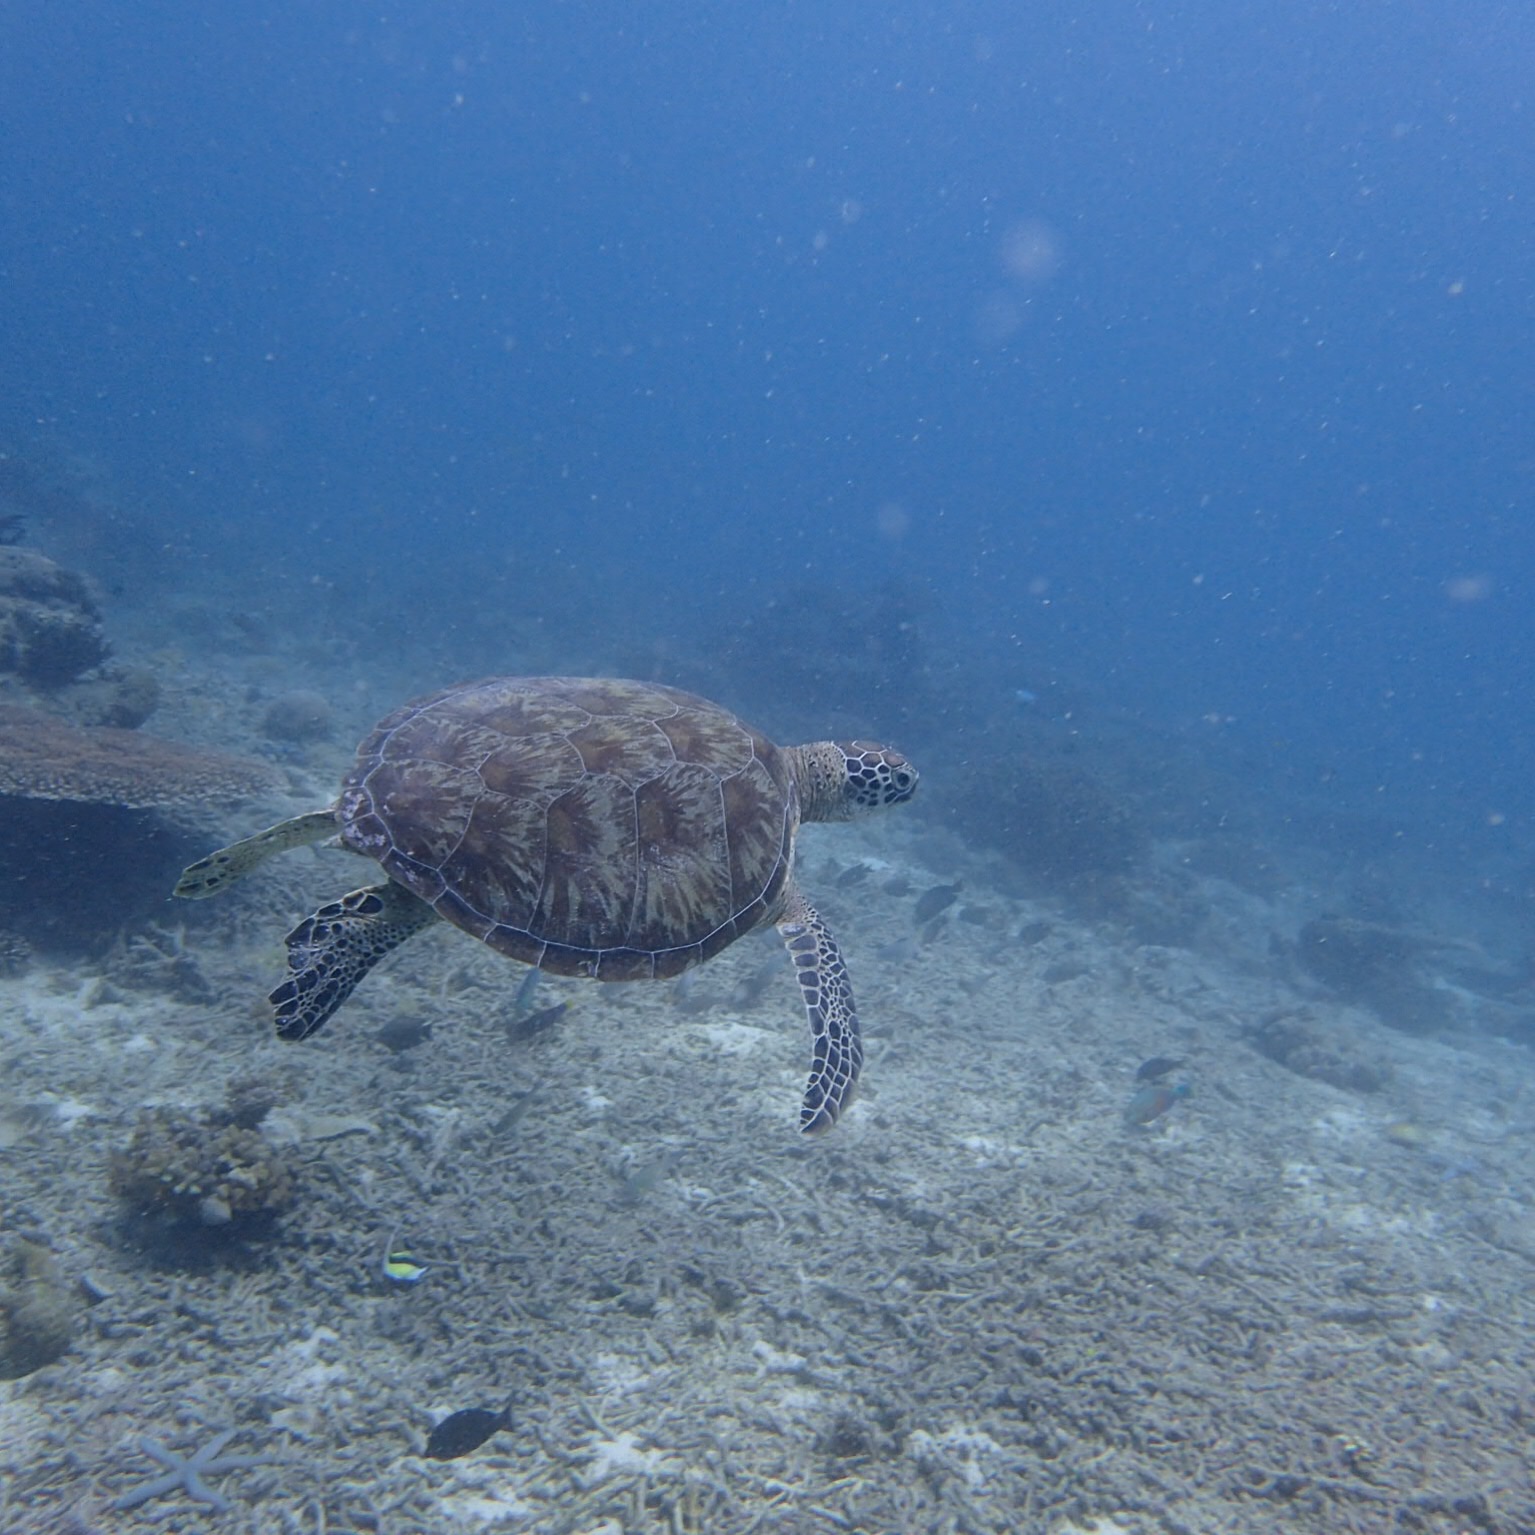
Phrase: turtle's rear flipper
[
  {"left": 270, "top": 883, "right": 437, "bottom": 1040},
  {"left": 174, "top": 810, "right": 338, "bottom": 899},
  {"left": 777, "top": 882, "right": 863, "bottom": 1134}
]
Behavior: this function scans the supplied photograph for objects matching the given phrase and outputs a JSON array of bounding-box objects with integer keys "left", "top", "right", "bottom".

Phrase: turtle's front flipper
[
  {"left": 777, "top": 883, "right": 863, "bottom": 1134},
  {"left": 174, "top": 810, "right": 339, "bottom": 899},
  {"left": 270, "top": 882, "right": 437, "bottom": 1041}
]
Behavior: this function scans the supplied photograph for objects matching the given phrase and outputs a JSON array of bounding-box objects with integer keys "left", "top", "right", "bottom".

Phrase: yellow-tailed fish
[{"left": 383, "top": 1251, "right": 428, "bottom": 1284}]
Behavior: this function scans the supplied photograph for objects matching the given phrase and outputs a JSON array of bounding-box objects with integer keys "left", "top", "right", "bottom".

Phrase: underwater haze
[
  {"left": 5, "top": 3, "right": 1533, "bottom": 814},
  {"left": 4, "top": 5, "right": 1535, "bottom": 1532}
]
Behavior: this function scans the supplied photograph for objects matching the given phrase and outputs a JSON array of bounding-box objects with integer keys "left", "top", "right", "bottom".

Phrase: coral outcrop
[
  {"left": 0, "top": 547, "right": 108, "bottom": 687},
  {"left": 1296, "top": 914, "right": 1459, "bottom": 1034},
  {"left": 0, "top": 706, "right": 276, "bottom": 808},
  {"left": 0, "top": 707, "right": 277, "bottom": 953},
  {"left": 0, "top": 1237, "right": 77, "bottom": 1378},
  {"left": 109, "top": 1108, "right": 296, "bottom": 1235}
]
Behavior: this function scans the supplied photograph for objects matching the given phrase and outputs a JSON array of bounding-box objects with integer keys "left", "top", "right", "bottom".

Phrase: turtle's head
[{"left": 794, "top": 741, "right": 918, "bottom": 823}]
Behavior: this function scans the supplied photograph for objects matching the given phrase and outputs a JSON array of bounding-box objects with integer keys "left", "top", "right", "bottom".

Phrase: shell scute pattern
[
  {"left": 461, "top": 682, "right": 591, "bottom": 739},
  {"left": 632, "top": 763, "right": 734, "bottom": 953},
  {"left": 338, "top": 677, "right": 796, "bottom": 981},
  {"left": 536, "top": 774, "right": 643, "bottom": 950},
  {"left": 475, "top": 731, "right": 585, "bottom": 804},
  {"left": 435, "top": 882, "right": 497, "bottom": 944},
  {"left": 338, "top": 786, "right": 390, "bottom": 861},
  {"left": 366, "top": 709, "right": 479, "bottom": 768},
  {"left": 654, "top": 706, "right": 757, "bottom": 775},
  {"left": 366, "top": 760, "right": 480, "bottom": 869},
  {"left": 556, "top": 676, "right": 682, "bottom": 719},
  {"left": 565, "top": 716, "right": 678, "bottom": 786},
  {"left": 438, "top": 790, "right": 548, "bottom": 932},
  {"left": 721, "top": 755, "right": 793, "bottom": 910}
]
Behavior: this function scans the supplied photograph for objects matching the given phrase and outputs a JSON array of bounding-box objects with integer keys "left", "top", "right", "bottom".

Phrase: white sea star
[{"left": 111, "top": 1429, "right": 272, "bottom": 1514}]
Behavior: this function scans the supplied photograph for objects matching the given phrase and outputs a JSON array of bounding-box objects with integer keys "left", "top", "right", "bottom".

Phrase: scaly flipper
[
  {"left": 777, "top": 880, "right": 862, "bottom": 1134},
  {"left": 270, "top": 882, "right": 437, "bottom": 1040},
  {"left": 173, "top": 810, "right": 339, "bottom": 899}
]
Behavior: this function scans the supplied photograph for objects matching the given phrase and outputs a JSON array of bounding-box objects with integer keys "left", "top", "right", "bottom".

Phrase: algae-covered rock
[
  {"left": 1246, "top": 1009, "right": 1390, "bottom": 1094},
  {"left": 0, "top": 547, "right": 109, "bottom": 687},
  {"left": 64, "top": 664, "right": 162, "bottom": 729},
  {"left": 110, "top": 1107, "right": 296, "bottom": 1232},
  {"left": 1297, "top": 915, "right": 1460, "bottom": 1035},
  {"left": 0, "top": 1237, "right": 77, "bottom": 1378}
]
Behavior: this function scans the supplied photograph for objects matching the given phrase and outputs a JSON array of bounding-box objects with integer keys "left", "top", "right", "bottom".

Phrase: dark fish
[
  {"left": 1124, "top": 1081, "right": 1190, "bottom": 1127},
  {"left": 423, "top": 1404, "right": 513, "bottom": 1460},
  {"left": 913, "top": 883, "right": 962, "bottom": 924},
  {"left": 378, "top": 1016, "right": 433, "bottom": 1053},
  {"left": 1135, "top": 1055, "right": 1185, "bottom": 1083},
  {"left": 507, "top": 1000, "right": 569, "bottom": 1043},
  {"left": 836, "top": 862, "right": 873, "bottom": 888}
]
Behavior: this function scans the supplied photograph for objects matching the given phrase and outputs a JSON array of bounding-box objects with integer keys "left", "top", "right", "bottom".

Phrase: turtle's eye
[{"left": 881, "top": 757, "right": 917, "bottom": 802}]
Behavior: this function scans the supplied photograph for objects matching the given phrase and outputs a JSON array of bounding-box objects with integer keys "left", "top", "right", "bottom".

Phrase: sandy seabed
[{"left": 2, "top": 776, "right": 1533, "bottom": 1535}]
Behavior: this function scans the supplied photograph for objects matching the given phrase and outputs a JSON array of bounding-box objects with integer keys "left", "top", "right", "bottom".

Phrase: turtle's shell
[{"left": 337, "top": 677, "right": 797, "bottom": 981}]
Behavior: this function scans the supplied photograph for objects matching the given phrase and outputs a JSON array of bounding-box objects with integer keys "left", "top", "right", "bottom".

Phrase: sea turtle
[{"left": 174, "top": 676, "right": 918, "bottom": 1132}]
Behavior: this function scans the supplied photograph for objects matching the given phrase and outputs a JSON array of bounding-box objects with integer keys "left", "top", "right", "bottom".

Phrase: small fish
[
  {"left": 506, "top": 1000, "right": 569, "bottom": 1043},
  {"left": 378, "top": 1016, "right": 433, "bottom": 1053},
  {"left": 1124, "top": 1081, "right": 1190, "bottom": 1127},
  {"left": 730, "top": 959, "right": 779, "bottom": 1010},
  {"left": 383, "top": 1251, "right": 429, "bottom": 1284},
  {"left": 1135, "top": 1055, "right": 1185, "bottom": 1083},
  {"left": 490, "top": 1086, "right": 539, "bottom": 1138},
  {"left": 671, "top": 967, "right": 709, "bottom": 1013},
  {"left": 836, "top": 862, "right": 873, "bottom": 888},
  {"left": 913, "top": 883, "right": 962, "bottom": 925},
  {"left": 1423, "top": 1149, "right": 1486, "bottom": 1183},
  {"left": 614, "top": 1151, "right": 679, "bottom": 1206},
  {"left": 512, "top": 968, "right": 542, "bottom": 1017},
  {"left": 423, "top": 1402, "right": 513, "bottom": 1460}
]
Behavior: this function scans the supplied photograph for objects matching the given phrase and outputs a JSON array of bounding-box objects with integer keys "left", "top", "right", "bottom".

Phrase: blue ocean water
[
  {"left": 8, "top": 12, "right": 1535, "bottom": 1529},
  {"left": 2, "top": 0, "right": 1532, "bottom": 873}
]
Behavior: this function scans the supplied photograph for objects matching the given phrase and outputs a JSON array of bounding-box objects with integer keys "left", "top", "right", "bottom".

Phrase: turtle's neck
[{"left": 785, "top": 741, "right": 857, "bottom": 824}]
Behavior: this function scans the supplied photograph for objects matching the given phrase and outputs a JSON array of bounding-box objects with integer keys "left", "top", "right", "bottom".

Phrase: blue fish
[{"left": 1124, "top": 1081, "right": 1190, "bottom": 1127}]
